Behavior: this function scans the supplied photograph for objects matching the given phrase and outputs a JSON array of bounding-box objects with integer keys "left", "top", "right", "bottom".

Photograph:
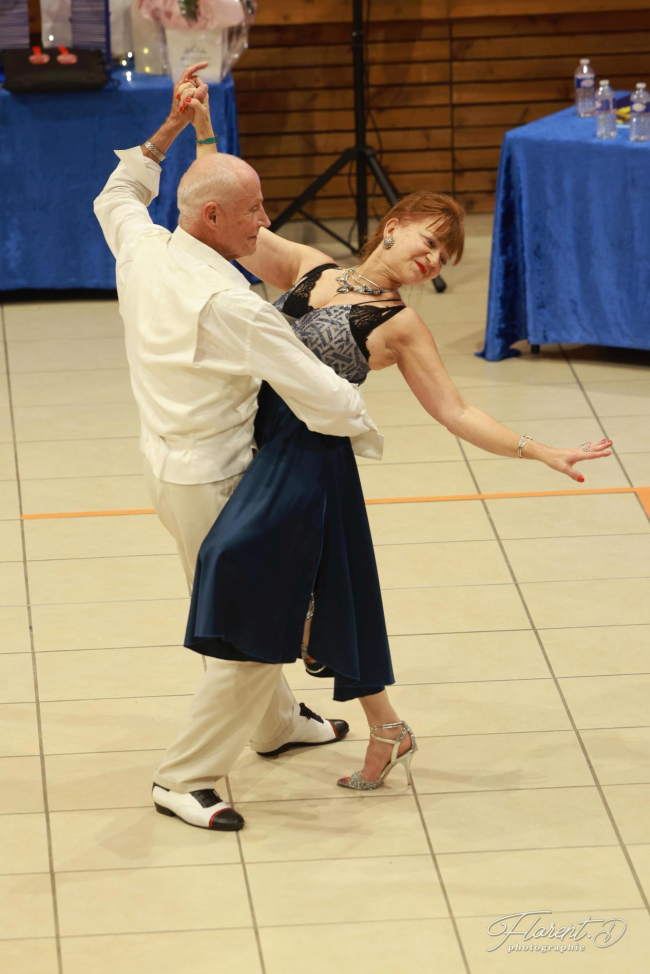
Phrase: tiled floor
[{"left": 1, "top": 214, "right": 649, "bottom": 972}]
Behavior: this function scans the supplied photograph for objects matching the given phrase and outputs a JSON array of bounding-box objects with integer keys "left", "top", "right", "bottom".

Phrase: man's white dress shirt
[{"left": 94, "top": 148, "right": 382, "bottom": 485}]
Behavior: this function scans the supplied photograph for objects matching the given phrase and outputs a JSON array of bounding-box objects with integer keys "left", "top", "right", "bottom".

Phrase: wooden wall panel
[{"left": 233, "top": 3, "right": 650, "bottom": 220}]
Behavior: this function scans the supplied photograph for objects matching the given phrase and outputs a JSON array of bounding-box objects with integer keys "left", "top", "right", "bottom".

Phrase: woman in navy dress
[{"left": 183, "top": 93, "right": 614, "bottom": 792}]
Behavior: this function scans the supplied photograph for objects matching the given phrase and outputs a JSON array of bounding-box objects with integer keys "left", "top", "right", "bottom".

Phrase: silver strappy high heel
[{"left": 337, "top": 720, "right": 417, "bottom": 791}]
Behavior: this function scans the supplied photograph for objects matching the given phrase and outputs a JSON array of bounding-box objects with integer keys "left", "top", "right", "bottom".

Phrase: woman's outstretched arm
[{"left": 380, "top": 309, "right": 612, "bottom": 483}]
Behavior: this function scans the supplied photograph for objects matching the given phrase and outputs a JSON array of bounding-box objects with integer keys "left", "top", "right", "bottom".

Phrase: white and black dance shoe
[
  {"left": 153, "top": 785, "right": 244, "bottom": 831},
  {"left": 255, "top": 701, "right": 349, "bottom": 757}
]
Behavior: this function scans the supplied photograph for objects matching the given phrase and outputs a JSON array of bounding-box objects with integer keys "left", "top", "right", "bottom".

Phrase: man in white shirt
[{"left": 94, "top": 65, "right": 382, "bottom": 832}]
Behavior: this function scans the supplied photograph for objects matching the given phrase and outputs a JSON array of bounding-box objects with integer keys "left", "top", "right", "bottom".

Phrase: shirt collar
[{"left": 171, "top": 226, "right": 251, "bottom": 289}]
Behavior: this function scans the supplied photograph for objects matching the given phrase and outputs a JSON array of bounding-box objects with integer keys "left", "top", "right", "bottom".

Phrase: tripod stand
[{"left": 269, "top": 0, "right": 446, "bottom": 293}]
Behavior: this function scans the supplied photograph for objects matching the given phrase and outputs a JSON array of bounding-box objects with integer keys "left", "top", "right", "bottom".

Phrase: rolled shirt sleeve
[{"left": 93, "top": 147, "right": 164, "bottom": 262}]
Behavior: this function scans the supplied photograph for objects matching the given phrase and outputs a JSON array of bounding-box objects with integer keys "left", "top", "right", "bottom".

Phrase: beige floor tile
[
  {"left": 0, "top": 372, "right": 7, "bottom": 403},
  {"left": 388, "top": 630, "right": 549, "bottom": 684},
  {"left": 261, "top": 919, "right": 465, "bottom": 974},
  {"left": 0, "top": 606, "right": 31, "bottom": 653},
  {"left": 45, "top": 749, "right": 164, "bottom": 811},
  {"left": 21, "top": 476, "right": 151, "bottom": 517},
  {"left": 0, "top": 519, "right": 22, "bottom": 560},
  {"left": 603, "top": 784, "right": 650, "bottom": 844},
  {"left": 0, "top": 874, "right": 55, "bottom": 939},
  {"left": 504, "top": 534, "right": 650, "bottom": 583},
  {"left": 17, "top": 437, "right": 141, "bottom": 480},
  {"left": 357, "top": 424, "right": 463, "bottom": 465},
  {"left": 4, "top": 300, "right": 123, "bottom": 341},
  {"left": 620, "top": 452, "right": 650, "bottom": 487},
  {"left": 362, "top": 365, "right": 409, "bottom": 392},
  {"left": 541, "top": 625, "right": 650, "bottom": 677},
  {"left": 61, "top": 930, "right": 262, "bottom": 974},
  {"left": 0, "top": 442, "right": 16, "bottom": 480},
  {"left": 361, "top": 389, "right": 437, "bottom": 426},
  {"left": 585, "top": 378, "right": 650, "bottom": 417},
  {"left": 628, "top": 845, "right": 650, "bottom": 897},
  {"left": 559, "top": 674, "right": 650, "bottom": 729},
  {"left": 376, "top": 540, "right": 510, "bottom": 589},
  {"left": 440, "top": 845, "right": 643, "bottom": 916},
  {"left": 470, "top": 454, "right": 629, "bottom": 493},
  {"left": 229, "top": 738, "right": 374, "bottom": 804},
  {"left": 0, "top": 480, "right": 20, "bottom": 519},
  {"left": 24, "top": 513, "right": 174, "bottom": 561},
  {"left": 7, "top": 337, "right": 127, "bottom": 373},
  {"left": 441, "top": 349, "right": 576, "bottom": 389},
  {"left": 56, "top": 863, "right": 251, "bottom": 936},
  {"left": 600, "top": 415, "right": 650, "bottom": 453},
  {"left": 36, "top": 646, "right": 203, "bottom": 702},
  {"left": 457, "top": 909, "right": 650, "bottom": 973},
  {"left": 50, "top": 806, "right": 239, "bottom": 872},
  {"left": 14, "top": 402, "right": 139, "bottom": 442},
  {"left": 31, "top": 597, "right": 189, "bottom": 651},
  {"left": 565, "top": 346, "right": 650, "bottom": 383},
  {"left": 412, "top": 730, "right": 593, "bottom": 796},
  {"left": 458, "top": 383, "right": 592, "bottom": 421},
  {"left": 360, "top": 461, "right": 477, "bottom": 500},
  {"left": 463, "top": 417, "right": 606, "bottom": 462},
  {"left": 248, "top": 856, "right": 447, "bottom": 926},
  {"left": 0, "top": 813, "right": 50, "bottom": 873},
  {"left": 41, "top": 695, "right": 190, "bottom": 754},
  {"left": 0, "top": 939, "right": 58, "bottom": 974},
  {"left": 0, "top": 407, "right": 12, "bottom": 444},
  {"left": 0, "top": 655, "right": 34, "bottom": 703},
  {"left": 0, "top": 703, "right": 40, "bottom": 756},
  {"left": 382, "top": 583, "right": 530, "bottom": 635},
  {"left": 486, "top": 492, "right": 650, "bottom": 540},
  {"left": 582, "top": 727, "right": 650, "bottom": 785},
  {"left": 522, "top": 578, "right": 650, "bottom": 629},
  {"left": 0, "top": 562, "right": 26, "bottom": 606},
  {"left": 10, "top": 369, "right": 133, "bottom": 407},
  {"left": 239, "top": 795, "right": 428, "bottom": 863},
  {"left": 385, "top": 679, "right": 571, "bottom": 737},
  {"left": 0, "top": 756, "right": 44, "bottom": 813},
  {"left": 367, "top": 499, "right": 493, "bottom": 545},
  {"left": 27, "top": 554, "right": 186, "bottom": 605},
  {"left": 420, "top": 786, "right": 615, "bottom": 854}
]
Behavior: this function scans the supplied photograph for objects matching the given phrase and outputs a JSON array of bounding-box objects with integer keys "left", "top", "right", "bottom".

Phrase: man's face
[{"left": 210, "top": 173, "right": 270, "bottom": 260}]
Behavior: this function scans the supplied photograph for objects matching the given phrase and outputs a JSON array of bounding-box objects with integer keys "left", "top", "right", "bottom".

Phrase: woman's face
[{"left": 380, "top": 217, "right": 450, "bottom": 286}]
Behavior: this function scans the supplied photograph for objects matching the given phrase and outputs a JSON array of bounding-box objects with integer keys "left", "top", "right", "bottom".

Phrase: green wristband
[{"left": 196, "top": 136, "right": 218, "bottom": 145}]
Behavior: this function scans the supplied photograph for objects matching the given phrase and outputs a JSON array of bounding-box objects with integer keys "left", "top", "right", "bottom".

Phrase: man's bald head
[{"left": 176, "top": 153, "right": 270, "bottom": 261}]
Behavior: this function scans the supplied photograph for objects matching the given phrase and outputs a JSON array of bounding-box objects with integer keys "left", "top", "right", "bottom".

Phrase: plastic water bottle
[
  {"left": 574, "top": 58, "right": 596, "bottom": 116},
  {"left": 595, "top": 80, "right": 616, "bottom": 139},
  {"left": 630, "top": 82, "right": 650, "bottom": 141}
]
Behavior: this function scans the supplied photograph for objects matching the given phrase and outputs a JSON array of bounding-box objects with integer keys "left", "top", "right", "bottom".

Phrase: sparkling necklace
[{"left": 336, "top": 265, "right": 388, "bottom": 296}]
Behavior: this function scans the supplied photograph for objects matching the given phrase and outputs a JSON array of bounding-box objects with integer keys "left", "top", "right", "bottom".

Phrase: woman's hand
[
  {"left": 168, "top": 61, "right": 209, "bottom": 127},
  {"left": 538, "top": 438, "right": 613, "bottom": 483}
]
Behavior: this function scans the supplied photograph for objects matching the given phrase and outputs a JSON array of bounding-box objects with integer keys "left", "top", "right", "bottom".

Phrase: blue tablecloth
[
  {"left": 0, "top": 70, "right": 239, "bottom": 291},
  {"left": 481, "top": 103, "right": 650, "bottom": 361}
]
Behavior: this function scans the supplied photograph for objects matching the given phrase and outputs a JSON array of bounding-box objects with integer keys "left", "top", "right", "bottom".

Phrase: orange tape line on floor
[{"left": 20, "top": 486, "right": 649, "bottom": 520}]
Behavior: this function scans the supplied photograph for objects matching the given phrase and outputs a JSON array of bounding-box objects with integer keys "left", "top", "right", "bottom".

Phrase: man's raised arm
[{"left": 93, "top": 62, "right": 209, "bottom": 260}]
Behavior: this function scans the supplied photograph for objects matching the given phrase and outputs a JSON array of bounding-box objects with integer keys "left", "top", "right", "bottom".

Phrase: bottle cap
[
  {"left": 600, "top": 80, "right": 609, "bottom": 86},
  {"left": 580, "top": 59, "right": 590, "bottom": 65},
  {"left": 637, "top": 82, "right": 647, "bottom": 89}
]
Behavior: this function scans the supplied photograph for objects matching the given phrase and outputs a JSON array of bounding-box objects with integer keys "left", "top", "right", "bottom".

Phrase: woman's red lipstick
[{"left": 415, "top": 260, "right": 426, "bottom": 275}]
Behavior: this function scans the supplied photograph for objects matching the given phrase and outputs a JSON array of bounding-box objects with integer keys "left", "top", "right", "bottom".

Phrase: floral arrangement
[{"left": 137, "top": 0, "right": 245, "bottom": 31}]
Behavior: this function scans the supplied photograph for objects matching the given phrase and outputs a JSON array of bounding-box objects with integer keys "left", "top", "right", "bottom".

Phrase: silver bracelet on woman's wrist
[{"left": 517, "top": 434, "right": 533, "bottom": 458}]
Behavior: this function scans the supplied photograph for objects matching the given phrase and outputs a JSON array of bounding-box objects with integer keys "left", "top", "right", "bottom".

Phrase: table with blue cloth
[
  {"left": 0, "top": 69, "right": 239, "bottom": 292},
  {"left": 481, "top": 101, "right": 650, "bottom": 361}
]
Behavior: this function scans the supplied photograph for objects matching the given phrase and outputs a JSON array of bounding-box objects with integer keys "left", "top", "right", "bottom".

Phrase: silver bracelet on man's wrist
[{"left": 143, "top": 140, "right": 165, "bottom": 163}]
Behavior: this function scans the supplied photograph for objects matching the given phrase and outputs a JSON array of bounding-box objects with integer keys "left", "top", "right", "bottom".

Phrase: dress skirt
[{"left": 184, "top": 382, "right": 395, "bottom": 702}]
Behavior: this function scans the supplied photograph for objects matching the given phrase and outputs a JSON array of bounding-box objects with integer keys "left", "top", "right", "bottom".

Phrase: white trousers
[{"left": 143, "top": 461, "right": 301, "bottom": 793}]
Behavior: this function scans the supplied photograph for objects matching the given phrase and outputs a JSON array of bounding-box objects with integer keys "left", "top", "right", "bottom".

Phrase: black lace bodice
[{"left": 275, "top": 263, "right": 405, "bottom": 384}]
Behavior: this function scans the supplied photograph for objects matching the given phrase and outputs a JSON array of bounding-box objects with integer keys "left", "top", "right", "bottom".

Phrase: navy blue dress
[{"left": 184, "top": 265, "right": 404, "bottom": 701}]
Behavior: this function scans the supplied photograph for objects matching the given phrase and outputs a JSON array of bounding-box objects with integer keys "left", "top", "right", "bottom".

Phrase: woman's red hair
[{"left": 360, "top": 191, "right": 466, "bottom": 264}]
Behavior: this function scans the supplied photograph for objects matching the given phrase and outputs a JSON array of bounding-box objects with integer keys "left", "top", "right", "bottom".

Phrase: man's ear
[{"left": 204, "top": 201, "right": 219, "bottom": 226}]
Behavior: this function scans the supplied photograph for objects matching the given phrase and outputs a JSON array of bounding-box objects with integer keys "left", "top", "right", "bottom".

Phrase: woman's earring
[{"left": 383, "top": 235, "right": 394, "bottom": 249}]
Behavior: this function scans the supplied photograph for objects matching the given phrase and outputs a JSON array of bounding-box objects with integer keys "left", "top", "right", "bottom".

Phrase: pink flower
[{"left": 138, "top": 0, "right": 245, "bottom": 31}]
